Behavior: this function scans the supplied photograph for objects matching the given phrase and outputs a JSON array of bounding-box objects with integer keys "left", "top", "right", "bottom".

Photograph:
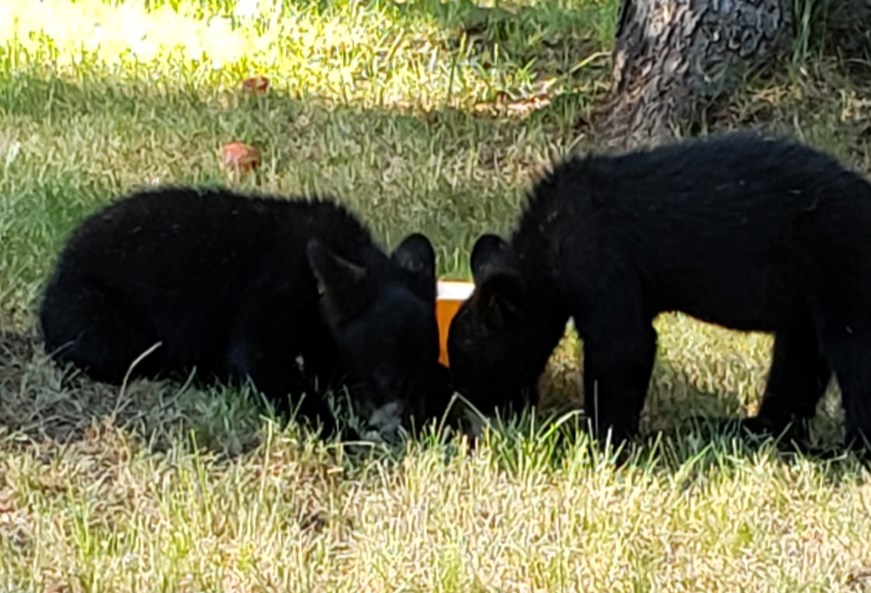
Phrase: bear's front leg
[
  {"left": 580, "top": 321, "right": 657, "bottom": 446},
  {"left": 225, "top": 335, "right": 340, "bottom": 436},
  {"left": 224, "top": 288, "right": 339, "bottom": 436}
]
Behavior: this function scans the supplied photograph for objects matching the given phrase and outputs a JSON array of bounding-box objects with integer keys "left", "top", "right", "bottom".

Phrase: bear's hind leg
[
  {"left": 819, "top": 332, "right": 871, "bottom": 451},
  {"left": 39, "top": 278, "right": 164, "bottom": 383},
  {"left": 225, "top": 292, "right": 339, "bottom": 436},
  {"left": 750, "top": 322, "right": 832, "bottom": 438}
]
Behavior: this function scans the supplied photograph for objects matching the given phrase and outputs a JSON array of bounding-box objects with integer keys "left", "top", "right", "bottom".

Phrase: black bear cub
[
  {"left": 39, "top": 186, "right": 450, "bottom": 438},
  {"left": 448, "top": 132, "right": 871, "bottom": 449}
]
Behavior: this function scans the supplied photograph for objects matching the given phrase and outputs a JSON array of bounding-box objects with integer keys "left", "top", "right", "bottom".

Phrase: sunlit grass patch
[{"left": 0, "top": 0, "right": 615, "bottom": 112}]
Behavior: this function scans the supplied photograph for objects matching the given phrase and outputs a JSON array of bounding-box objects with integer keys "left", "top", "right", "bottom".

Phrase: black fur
[
  {"left": 38, "top": 186, "right": 451, "bottom": 437},
  {"left": 447, "top": 132, "right": 871, "bottom": 449}
]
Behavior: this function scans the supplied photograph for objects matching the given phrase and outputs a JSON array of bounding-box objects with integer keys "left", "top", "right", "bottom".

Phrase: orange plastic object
[{"left": 435, "top": 281, "right": 475, "bottom": 366}]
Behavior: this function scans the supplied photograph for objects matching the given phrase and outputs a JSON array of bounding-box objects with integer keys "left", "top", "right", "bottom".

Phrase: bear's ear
[
  {"left": 470, "top": 234, "right": 515, "bottom": 282},
  {"left": 469, "top": 234, "right": 526, "bottom": 331},
  {"left": 391, "top": 232, "right": 436, "bottom": 304},
  {"left": 306, "top": 239, "right": 373, "bottom": 323}
]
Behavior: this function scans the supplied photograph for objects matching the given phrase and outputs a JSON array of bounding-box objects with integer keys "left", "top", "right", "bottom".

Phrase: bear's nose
[{"left": 366, "top": 400, "right": 404, "bottom": 438}]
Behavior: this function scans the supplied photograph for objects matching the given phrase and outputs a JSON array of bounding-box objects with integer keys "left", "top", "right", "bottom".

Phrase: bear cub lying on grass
[
  {"left": 39, "top": 186, "right": 451, "bottom": 439},
  {"left": 448, "top": 131, "right": 871, "bottom": 450}
]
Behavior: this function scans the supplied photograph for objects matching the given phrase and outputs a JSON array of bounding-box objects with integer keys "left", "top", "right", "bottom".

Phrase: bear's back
[
  {"left": 40, "top": 187, "right": 382, "bottom": 362},
  {"left": 55, "top": 186, "right": 375, "bottom": 293},
  {"left": 516, "top": 133, "right": 871, "bottom": 328},
  {"left": 528, "top": 133, "right": 871, "bottom": 230}
]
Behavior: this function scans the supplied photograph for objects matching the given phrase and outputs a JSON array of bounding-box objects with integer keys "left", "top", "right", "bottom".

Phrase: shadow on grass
[
  {"left": 398, "top": 0, "right": 616, "bottom": 61},
  {"left": 0, "top": 328, "right": 452, "bottom": 464},
  {"left": 4, "top": 323, "right": 864, "bottom": 480},
  {"left": 289, "top": 0, "right": 617, "bottom": 48},
  {"left": 0, "top": 68, "right": 603, "bottom": 306},
  {"left": 0, "top": 329, "right": 280, "bottom": 456}
]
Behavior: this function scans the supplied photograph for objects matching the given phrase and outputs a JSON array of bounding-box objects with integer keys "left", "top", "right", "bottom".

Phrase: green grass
[{"left": 1, "top": 0, "right": 871, "bottom": 591}]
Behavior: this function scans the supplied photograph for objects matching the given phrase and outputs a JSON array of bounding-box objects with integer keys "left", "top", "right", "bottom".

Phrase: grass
[{"left": 1, "top": 0, "right": 870, "bottom": 591}]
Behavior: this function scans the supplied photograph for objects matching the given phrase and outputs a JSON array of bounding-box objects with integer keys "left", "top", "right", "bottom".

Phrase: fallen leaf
[
  {"left": 242, "top": 75, "right": 269, "bottom": 94},
  {"left": 221, "top": 141, "right": 261, "bottom": 173}
]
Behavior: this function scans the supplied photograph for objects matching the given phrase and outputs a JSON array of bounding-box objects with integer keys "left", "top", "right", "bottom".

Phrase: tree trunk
[{"left": 597, "top": 0, "right": 794, "bottom": 148}]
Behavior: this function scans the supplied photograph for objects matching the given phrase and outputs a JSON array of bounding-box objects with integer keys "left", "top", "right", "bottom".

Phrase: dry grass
[{"left": 1, "top": 0, "right": 871, "bottom": 591}]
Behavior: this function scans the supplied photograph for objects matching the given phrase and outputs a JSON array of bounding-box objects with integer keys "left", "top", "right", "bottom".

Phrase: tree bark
[{"left": 597, "top": 0, "right": 794, "bottom": 148}]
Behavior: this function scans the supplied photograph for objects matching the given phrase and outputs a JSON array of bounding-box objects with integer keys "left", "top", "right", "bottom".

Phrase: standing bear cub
[
  {"left": 39, "top": 186, "right": 450, "bottom": 438},
  {"left": 448, "top": 132, "right": 871, "bottom": 449}
]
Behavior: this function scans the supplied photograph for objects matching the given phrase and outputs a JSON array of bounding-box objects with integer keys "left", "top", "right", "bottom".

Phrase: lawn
[{"left": 1, "top": 0, "right": 871, "bottom": 591}]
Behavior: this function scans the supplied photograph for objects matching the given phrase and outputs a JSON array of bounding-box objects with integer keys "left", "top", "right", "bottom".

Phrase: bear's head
[
  {"left": 447, "top": 234, "right": 557, "bottom": 418},
  {"left": 307, "top": 233, "right": 452, "bottom": 438}
]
